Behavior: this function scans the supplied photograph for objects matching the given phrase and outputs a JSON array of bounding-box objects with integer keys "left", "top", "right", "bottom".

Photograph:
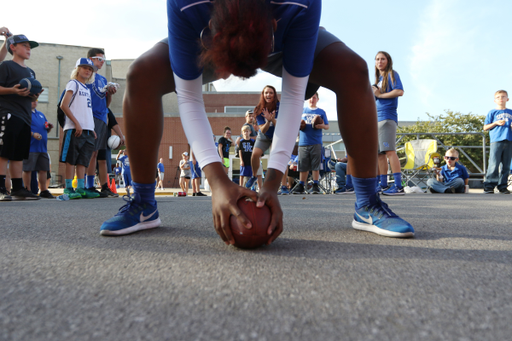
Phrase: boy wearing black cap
[{"left": 0, "top": 34, "right": 41, "bottom": 200}]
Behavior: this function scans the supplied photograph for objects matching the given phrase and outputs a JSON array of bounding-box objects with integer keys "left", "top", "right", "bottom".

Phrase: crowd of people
[
  {"left": 1, "top": 0, "right": 511, "bottom": 246},
  {"left": 0, "top": 28, "right": 125, "bottom": 201}
]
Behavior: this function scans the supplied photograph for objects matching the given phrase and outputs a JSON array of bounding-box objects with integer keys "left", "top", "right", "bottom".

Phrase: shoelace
[
  {"left": 116, "top": 190, "right": 143, "bottom": 216},
  {"left": 366, "top": 194, "right": 398, "bottom": 219}
]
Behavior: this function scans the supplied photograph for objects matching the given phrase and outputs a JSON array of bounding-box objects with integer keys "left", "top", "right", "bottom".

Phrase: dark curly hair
[{"left": 200, "top": 0, "right": 274, "bottom": 79}]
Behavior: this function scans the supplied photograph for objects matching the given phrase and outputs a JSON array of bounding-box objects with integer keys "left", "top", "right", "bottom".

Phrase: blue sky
[{"left": 4, "top": 0, "right": 512, "bottom": 122}]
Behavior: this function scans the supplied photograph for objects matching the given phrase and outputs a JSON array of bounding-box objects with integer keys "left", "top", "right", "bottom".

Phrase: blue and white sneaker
[
  {"left": 278, "top": 186, "right": 290, "bottom": 195},
  {"left": 382, "top": 184, "right": 405, "bottom": 196},
  {"left": 100, "top": 192, "right": 161, "bottom": 236},
  {"left": 245, "top": 176, "right": 257, "bottom": 190},
  {"left": 352, "top": 194, "right": 414, "bottom": 238},
  {"left": 376, "top": 185, "right": 390, "bottom": 193},
  {"left": 334, "top": 187, "right": 354, "bottom": 195}
]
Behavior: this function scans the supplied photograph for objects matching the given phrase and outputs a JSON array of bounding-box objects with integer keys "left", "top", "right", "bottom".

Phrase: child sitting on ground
[{"left": 427, "top": 148, "right": 469, "bottom": 193}]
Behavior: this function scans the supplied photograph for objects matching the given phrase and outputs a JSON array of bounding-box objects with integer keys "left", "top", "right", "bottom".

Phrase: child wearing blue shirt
[
  {"left": 483, "top": 90, "right": 512, "bottom": 194},
  {"left": 427, "top": 148, "right": 469, "bottom": 193}
]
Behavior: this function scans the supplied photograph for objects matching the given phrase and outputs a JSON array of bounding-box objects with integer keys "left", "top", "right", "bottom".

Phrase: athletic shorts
[
  {"left": 23, "top": 152, "right": 50, "bottom": 172},
  {"left": 240, "top": 165, "right": 253, "bottom": 177},
  {"left": 160, "top": 28, "right": 341, "bottom": 100},
  {"left": 254, "top": 131, "right": 272, "bottom": 154},
  {"left": 378, "top": 119, "right": 397, "bottom": 153},
  {"left": 93, "top": 117, "right": 108, "bottom": 151},
  {"left": 60, "top": 129, "right": 95, "bottom": 167},
  {"left": 191, "top": 162, "right": 201, "bottom": 179},
  {"left": 158, "top": 172, "right": 165, "bottom": 181},
  {"left": 0, "top": 114, "right": 31, "bottom": 161},
  {"left": 222, "top": 157, "right": 230, "bottom": 168},
  {"left": 298, "top": 144, "right": 322, "bottom": 172},
  {"left": 97, "top": 148, "right": 107, "bottom": 161}
]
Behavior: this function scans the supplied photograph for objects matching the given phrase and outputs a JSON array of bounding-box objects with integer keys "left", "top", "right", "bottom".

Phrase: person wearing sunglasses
[
  {"left": 427, "top": 148, "right": 469, "bottom": 194},
  {"left": 100, "top": 0, "right": 414, "bottom": 240},
  {"left": 84, "top": 48, "right": 120, "bottom": 199}
]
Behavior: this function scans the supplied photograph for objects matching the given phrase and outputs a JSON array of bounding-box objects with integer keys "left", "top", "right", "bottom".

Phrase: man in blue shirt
[
  {"left": 427, "top": 148, "right": 469, "bottom": 193},
  {"left": 85, "top": 48, "right": 118, "bottom": 198},
  {"left": 157, "top": 158, "right": 165, "bottom": 190},
  {"left": 291, "top": 92, "right": 329, "bottom": 194}
]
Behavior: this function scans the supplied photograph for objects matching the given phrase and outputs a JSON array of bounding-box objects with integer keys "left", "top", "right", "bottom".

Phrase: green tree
[{"left": 397, "top": 111, "right": 487, "bottom": 173}]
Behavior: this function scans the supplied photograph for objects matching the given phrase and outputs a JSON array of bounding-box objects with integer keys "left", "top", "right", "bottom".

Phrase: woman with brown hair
[{"left": 100, "top": 0, "right": 414, "bottom": 241}]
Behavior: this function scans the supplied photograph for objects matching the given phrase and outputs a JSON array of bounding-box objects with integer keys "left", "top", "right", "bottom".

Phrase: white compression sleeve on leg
[
  {"left": 173, "top": 73, "right": 221, "bottom": 169},
  {"left": 267, "top": 68, "right": 309, "bottom": 173}
]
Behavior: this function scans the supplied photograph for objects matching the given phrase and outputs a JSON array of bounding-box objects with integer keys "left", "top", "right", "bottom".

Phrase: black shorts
[
  {"left": 97, "top": 148, "right": 107, "bottom": 161},
  {"left": 23, "top": 152, "right": 50, "bottom": 172},
  {"left": 60, "top": 129, "right": 96, "bottom": 167},
  {"left": 0, "top": 114, "right": 31, "bottom": 161}
]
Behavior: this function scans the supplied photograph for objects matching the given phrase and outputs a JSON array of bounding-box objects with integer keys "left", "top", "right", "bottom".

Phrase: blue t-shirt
[
  {"left": 376, "top": 71, "right": 403, "bottom": 123},
  {"left": 157, "top": 162, "right": 165, "bottom": 173},
  {"left": 484, "top": 109, "right": 512, "bottom": 143},
  {"left": 299, "top": 107, "right": 328, "bottom": 146},
  {"left": 441, "top": 163, "right": 469, "bottom": 183},
  {"left": 118, "top": 155, "right": 130, "bottom": 173},
  {"left": 87, "top": 73, "right": 109, "bottom": 124},
  {"left": 167, "top": 0, "right": 321, "bottom": 80},
  {"left": 256, "top": 102, "right": 280, "bottom": 139},
  {"left": 30, "top": 110, "right": 49, "bottom": 153}
]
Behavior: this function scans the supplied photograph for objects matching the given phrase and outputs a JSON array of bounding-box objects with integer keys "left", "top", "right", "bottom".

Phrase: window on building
[
  {"left": 38, "top": 87, "right": 49, "bottom": 102},
  {"left": 224, "top": 106, "right": 254, "bottom": 114}
]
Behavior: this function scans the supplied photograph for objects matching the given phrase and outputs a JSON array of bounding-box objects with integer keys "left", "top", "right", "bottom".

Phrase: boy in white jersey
[{"left": 59, "top": 58, "right": 99, "bottom": 199}]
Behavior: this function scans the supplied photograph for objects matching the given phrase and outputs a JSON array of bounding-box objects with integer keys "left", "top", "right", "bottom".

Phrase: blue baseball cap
[
  {"left": 7, "top": 34, "right": 39, "bottom": 54},
  {"left": 75, "top": 58, "right": 98, "bottom": 71}
]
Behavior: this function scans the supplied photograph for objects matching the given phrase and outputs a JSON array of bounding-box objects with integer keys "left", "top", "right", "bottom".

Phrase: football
[
  {"left": 229, "top": 197, "right": 272, "bottom": 249},
  {"left": 19, "top": 77, "right": 42, "bottom": 95},
  {"left": 312, "top": 115, "right": 324, "bottom": 129},
  {"left": 300, "top": 119, "right": 306, "bottom": 131},
  {"left": 107, "top": 135, "right": 121, "bottom": 150}
]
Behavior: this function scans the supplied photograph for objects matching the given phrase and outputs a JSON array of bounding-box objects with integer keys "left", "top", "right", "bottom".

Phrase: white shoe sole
[
  {"left": 100, "top": 218, "right": 162, "bottom": 236},
  {"left": 352, "top": 220, "right": 414, "bottom": 238}
]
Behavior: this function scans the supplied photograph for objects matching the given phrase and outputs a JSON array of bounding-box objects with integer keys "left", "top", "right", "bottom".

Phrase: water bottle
[{"left": 56, "top": 194, "right": 69, "bottom": 201}]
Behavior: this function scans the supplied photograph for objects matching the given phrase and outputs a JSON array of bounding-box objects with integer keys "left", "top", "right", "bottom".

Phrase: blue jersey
[
  {"left": 376, "top": 71, "right": 403, "bottom": 123},
  {"left": 256, "top": 102, "right": 280, "bottom": 139},
  {"left": 484, "top": 109, "right": 512, "bottom": 143},
  {"left": 167, "top": 0, "right": 321, "bottom": 80},
  {"left": 441, "top": 163, "right": 469, "bottom": 183},
  {"left": 30, "top": 110, "right": 48, "bottom": 153},
  {"left": 118, "top": 155, "right": 130, "bottom": 173},
  {"left": 299, "top": 107, "right": 328, "bottom": 146},
  {"left": 157, "top": 162, "right": 165, "bottom": 173},
  {"left": 87, "top": 73, "right": 109, "bottom": 124}
]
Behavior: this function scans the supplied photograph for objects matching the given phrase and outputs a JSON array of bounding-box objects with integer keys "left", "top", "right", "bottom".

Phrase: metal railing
[{"left": 324, "top": 132, "right": 487, "bottom": 178}]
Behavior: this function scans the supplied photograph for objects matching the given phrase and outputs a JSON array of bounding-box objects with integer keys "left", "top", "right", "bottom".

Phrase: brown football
[
  {"left": 229, "top": 197, "right": 272, "bottom": 249},
  {"left": 312, "top": 115, "right": 324, "bottom": 129}
]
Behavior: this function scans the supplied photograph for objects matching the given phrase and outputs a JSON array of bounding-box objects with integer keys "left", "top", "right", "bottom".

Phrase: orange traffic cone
[{"left": 111, "top": 178, "right": 117, "bottom": 194}]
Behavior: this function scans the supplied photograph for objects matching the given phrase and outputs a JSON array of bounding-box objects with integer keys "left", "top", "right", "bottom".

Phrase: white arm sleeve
[
  {"left": 267, "top": 68, "right": 309, "bottom": 173},
  {"left": 173, "top": 73, "right": 221, "bottom": 169}
]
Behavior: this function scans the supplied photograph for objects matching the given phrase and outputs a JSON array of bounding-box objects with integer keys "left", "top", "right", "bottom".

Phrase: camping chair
[
  {"left": 317, "top": 146, "right": 336, "bottom": 194},
  {"left": 401, "top": 139, "right": 438, "bottom": 188}
]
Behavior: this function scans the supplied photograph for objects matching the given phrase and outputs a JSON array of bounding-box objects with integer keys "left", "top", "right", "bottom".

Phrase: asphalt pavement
[{"left": 1, "top": 192, "right": 511, "bottom": 341}]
